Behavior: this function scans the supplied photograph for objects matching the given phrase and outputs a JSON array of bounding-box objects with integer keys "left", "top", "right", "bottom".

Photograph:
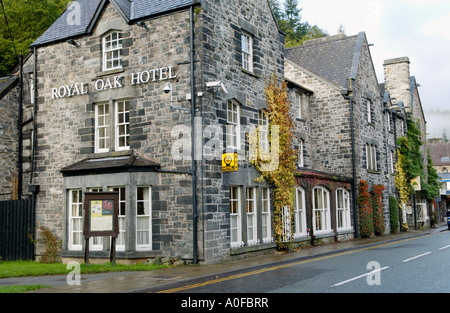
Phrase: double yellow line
[{"left": 157, "top": 233, "right": 436, "bottom": 293}]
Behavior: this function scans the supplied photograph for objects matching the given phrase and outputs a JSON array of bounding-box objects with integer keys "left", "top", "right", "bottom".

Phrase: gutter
[
  {"left": 18, "top": 54, "right": 23, "bottom": 199},
  {"left": 342, "top": 78, "right": 359, "bottom": 239},
  {"left": 189, "top": 4, "right": 199, "bottom": 265}
]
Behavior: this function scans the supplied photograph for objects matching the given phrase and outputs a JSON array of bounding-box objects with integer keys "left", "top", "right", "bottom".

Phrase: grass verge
[
  {"left": 0, "top": 285, "right": 51, "bottom": 293},
  {"left": 0, "top": 260, "right": 168, "bottom": 278}
]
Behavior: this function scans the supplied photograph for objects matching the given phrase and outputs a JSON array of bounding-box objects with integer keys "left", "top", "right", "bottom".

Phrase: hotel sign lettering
[{"left": 50, "top": 65, "right": 177, "bottom": 99}]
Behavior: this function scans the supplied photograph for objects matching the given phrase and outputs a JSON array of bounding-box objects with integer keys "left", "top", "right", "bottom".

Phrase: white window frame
[
  {"left": 68, "top": 189, "right": 83, "bottom": 251},
  {"left": 230, "top": 186, "right": 243, "bottom": 248},
  {"left": 103, "top": 31, "right": 123, "bottom": 71},
  {"left": 294, "top": 187, "right": 307, "bottom": 238},
  {"left": 136, "top": 186, "right": 152, "bottom": 251},
  {"left": 296, "top": 93, "right": 302, "bottom": 119},
  {"left": 261, "top": 188, "right": 272, "bottom": 243},
  {"left": 95, "top": 103, "right": 110, "bottom": 153},
  {"left": 241, "top": 32, "right": 253, "bottom": 72},
  {"left": 298, "top": 139, "right": 305, "bottom": 168},
  {"left": 109, "top": 186, "right": 126, "bottom": 251},
  {"left": 367, "top": 99, "right": 372, "bottom": 123},
  {"left": 366, "top": 143, "right": 378, "bottom": 171},
  {"left": 87, "top": 187, "right": 104, "bottom": 251},
  {"left": 258, "top": 109, "right": 269, "bottom": 153},
  {"left": 115, "top": 100, "right": 130, "bottom": 151},
  {"left": 226, "top": 100, "right": 241, "bottom": 150},
  {"left": 246, "top": 187, "right": 258, "bottom": 246},
  {"left": 336, "top": 188, "right": 352, "bottom": 231},
  {"left": 312, "top": 187, "right": 331, "bottom": 235}
]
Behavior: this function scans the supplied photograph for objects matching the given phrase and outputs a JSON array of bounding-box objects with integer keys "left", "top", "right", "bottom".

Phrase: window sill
[
  {"left": 367, "top": 169, "right": 381, "bottom": 175},
  {"left": 241, "top": 68, "right": 260, "bottom": 78},
  {"left": 97, "top": 67, "right": 124, "bottom": 77}
]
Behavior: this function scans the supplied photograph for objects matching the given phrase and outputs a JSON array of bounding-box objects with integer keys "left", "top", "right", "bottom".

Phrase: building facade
[
  {"left": 5, "top": 0, "right": 287, "bottom": 264},
  {"left": 1, "top": 1, "right": 432, "bottom": 264}
]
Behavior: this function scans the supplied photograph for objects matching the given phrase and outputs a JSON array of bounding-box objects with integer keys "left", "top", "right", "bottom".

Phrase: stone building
[
  {"left": 285, "top": 33, "right": 407, "bottom": 236},
  {"left": 382, "top": 57, "right": 430, "bottom": 227},
  {"left": 3, "top": 0, "right": 286, "bottom": 264},
  {"left": 1, "top": 1, "right": 432, "bottom": 264},
  {"left": 0, "top": 76, "right": 19, "bottom": 201}
]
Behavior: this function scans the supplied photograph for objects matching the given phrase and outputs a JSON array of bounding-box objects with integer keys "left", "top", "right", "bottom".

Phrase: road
[{"left": 164, "top": 230, "right": 450, "bottom": 293}]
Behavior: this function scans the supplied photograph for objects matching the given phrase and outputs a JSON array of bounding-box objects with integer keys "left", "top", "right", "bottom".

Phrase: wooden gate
[{"left": 0, "top": 200, "right": 35, "bottom": 261}]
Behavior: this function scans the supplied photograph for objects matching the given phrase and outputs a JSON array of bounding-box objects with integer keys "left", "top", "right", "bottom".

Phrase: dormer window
[{"left": 103, "top": 32, "right": 123, "bottom": 71}]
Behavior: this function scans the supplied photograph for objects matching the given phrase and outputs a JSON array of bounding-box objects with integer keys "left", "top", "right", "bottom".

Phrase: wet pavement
[{"left": 2, "top": 225, "right": 447, "bottom": 293}]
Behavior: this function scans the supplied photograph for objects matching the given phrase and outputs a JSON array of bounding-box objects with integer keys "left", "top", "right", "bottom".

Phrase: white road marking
[
  {"left": 402, "top": 252, "right": 432, "bottom": 263},
  {"left": 439, "top": 245, "right": 450, "bottom": 250},
  {"left": 333, "top": 266, "right": 390, "bottom": 287}
]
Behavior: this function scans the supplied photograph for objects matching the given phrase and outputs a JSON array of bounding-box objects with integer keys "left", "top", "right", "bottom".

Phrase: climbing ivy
[{"left": 250, "top": 74, "right": 297, "bottom": 251}]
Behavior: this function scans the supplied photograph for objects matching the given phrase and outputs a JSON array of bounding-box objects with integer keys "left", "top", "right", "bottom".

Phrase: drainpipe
[
  {"left": 189, "top": 5, "right": 198, "bottom": 265},
  {"left": 30, "top": 47, "right": 38, "bottom": 185},
  {"left": 18, "top": 54, "right": 23, "bottom": 199},
  {"left": 342, "top": 78, "right": 359, "bottom": 239}
]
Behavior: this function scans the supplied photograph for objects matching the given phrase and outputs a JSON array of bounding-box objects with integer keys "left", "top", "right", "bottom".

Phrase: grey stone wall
[
  {"left": 196, "top": 0, "right": 285, "bottom": 261},
  {"left": 23, "top": 3, "right": 196, "bottom": 259},
  {"left": 14, "top": 0, "right": 285, "bottom": 262},
  {"left": 0, "top": 82, "right": 19, "bottom": 200}
]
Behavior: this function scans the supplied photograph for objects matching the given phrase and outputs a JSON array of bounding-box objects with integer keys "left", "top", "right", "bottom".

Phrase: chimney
[{"left": 383, "top": 57, "right": 412, "bottom": 110}]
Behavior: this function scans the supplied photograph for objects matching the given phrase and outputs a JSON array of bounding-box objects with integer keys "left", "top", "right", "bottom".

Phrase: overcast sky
[{"left": 298, "top": 0, "right": 450, "bottom": 139}]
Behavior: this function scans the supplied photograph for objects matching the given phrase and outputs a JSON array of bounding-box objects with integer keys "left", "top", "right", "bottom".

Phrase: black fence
[{"left": 0, "top": 200, "right": 35, "bottom": 261}]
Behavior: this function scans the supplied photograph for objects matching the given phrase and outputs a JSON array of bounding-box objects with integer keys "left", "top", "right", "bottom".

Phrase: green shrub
[{"left": 389, "top": 195, "right": 399, "bottom": 234}]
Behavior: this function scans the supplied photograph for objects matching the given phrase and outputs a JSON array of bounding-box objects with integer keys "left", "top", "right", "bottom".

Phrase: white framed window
[
  {"left": 103, "top": 32, "right": 123, "bottom": 71},
  {"left": 296, "top": 93, "right": 302, "bottom": 119},
  {"left": 241, "top": 32, "right": 253, "bottom": 72},
  {"left": 95, "top": 103, "right": 110, "bottom": 153},
  {"left": 294, "top": 187, "right": 307, "bottom": 238},
  {"left": 258, "top": 110, "right": 269, "bottom": 153},
  {"left": 312, "top": 187, "right": 331, "bottom": 234},
  {"left": 366, "top": 143, "right": 378, "bottom": 171},
  {"left": 261, "top": 188, "right": 272, "bottom": 243},
  {"left": 136, "top": 186, "right": 152, "bottom": 250},
  {"left": 109, "top": 186, "right": 126, "bottom": 251},
  {"left": 336, "top": 188, "right": 351, "bottom": 231},
  {"left": 226, "top": 100, "right": 240, "bottom": 150},
  {"left": 68, "top": 189, "right": 83, "bottom": 251},
  {"left": 230, "top": 186, "right": 243, "bottom": 248},
  {"left": 389, "top": 150, "right": 395, "bottom": 174},
  {"left": 367, "top": 99, "right": 372, "bottom": 123},
  {"left": 246, "top": 187, "right": 258, "bottom": 246},
  {"left": 115, "top": 100, "right": 130, "bottom": 151},
  {"left": 387, "top": 112, "right": 391, "bottom": 131},
  {"left": 298, "top": 139, "right": 305, "bottom": 168}
]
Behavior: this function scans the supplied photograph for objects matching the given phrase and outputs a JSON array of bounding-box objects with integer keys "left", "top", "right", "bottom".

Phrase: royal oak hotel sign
[{"left": 50, "top": 65, "right": 177, "bottom": 99}]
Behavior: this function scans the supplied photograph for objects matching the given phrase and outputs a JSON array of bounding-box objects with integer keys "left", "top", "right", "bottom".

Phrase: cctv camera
[{"left": 163, "top": 83, "right": 172, "bottom": 94}]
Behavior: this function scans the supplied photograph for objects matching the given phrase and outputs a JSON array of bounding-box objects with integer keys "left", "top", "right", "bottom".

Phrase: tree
[
  {"left": 268, "top": 0, "right": 328, "bottom": 48},
  {"left": 421, "top": 151, "right": 441, "bottom": 201},
  {"left": 0, "top": 0, "right": 71, "bottom": 77},
  {"left": 443, "top": 129, "right": 448, "bottom": 143},
  {"left": 397, "top": 119, "right": 424, "bottom": 186}
]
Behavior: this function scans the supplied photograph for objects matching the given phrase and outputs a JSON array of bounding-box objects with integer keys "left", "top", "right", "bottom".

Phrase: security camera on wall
[
  {"left": 206, "top": 81, "right": 228, "bottom": 95},
  {"left": 163, "top": 82, "right": 172, "bottom": 94}
]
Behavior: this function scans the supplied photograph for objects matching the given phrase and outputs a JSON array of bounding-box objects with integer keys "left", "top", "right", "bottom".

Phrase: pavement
[{"left": 2, "top": 224, "right": 448, "bottom": 293}]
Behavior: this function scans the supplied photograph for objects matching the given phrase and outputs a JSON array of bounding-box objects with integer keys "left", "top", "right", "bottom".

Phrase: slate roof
[
  {"left": 0, "top": 76, "right": 19, "bottom": 99},
  {"left": 61, "top": 151, "right": 160, "bottom": 176},
  {"left": 427, "top": 143, "right": 450, "bottom": 167},
  {"left": 31, "top": 0, "right": 197, "bottom": 47},
  {"left": 285, "top": 33, "right": 364, "bottom": 89}
]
